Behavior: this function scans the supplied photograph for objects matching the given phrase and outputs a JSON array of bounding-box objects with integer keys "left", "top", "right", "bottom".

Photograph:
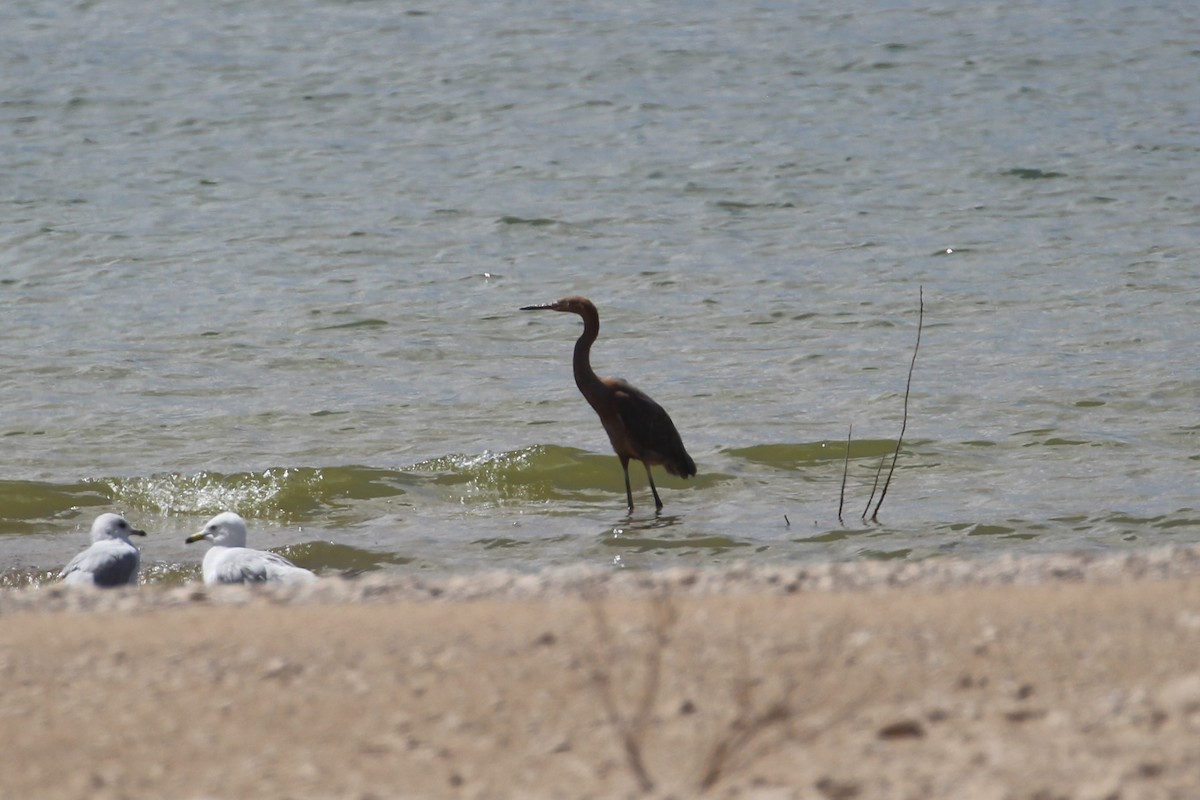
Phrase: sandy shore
[{"left": 5, "top": 547, "right": 1200, "bottom": 799}]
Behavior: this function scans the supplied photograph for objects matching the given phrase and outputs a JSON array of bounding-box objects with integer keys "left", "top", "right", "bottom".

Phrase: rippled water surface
[{"left": 3, "top": 0, "right": 1199, "bottom": 585}]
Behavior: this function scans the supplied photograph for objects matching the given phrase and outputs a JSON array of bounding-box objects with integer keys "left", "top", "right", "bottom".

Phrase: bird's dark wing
[
  {"left": 609, "top": 378, "right": 696, "bottom": 477},
  {"left": 90, "top": 549, "right": 140, "bottom": 587},
  {"left": 60, "top": 540, "right": 140, "bottom": 587}
]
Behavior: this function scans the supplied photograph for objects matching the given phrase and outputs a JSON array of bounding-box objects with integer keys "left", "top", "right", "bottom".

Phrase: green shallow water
[
  {"left": 0, "top": 442, "right": 899, "bottom": 534},
  {"left": 5, "top": 435, "right": 1200, "bottom": 587}
]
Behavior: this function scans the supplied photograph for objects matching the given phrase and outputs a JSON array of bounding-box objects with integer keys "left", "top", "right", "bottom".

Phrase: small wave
[
  {"left": 0, "top": 480, "right": 112, "bottom": 534},
  {"left": 713, "top": 199, "right": 796, "bottom": 211},
  {"left": 0, "top": 567, "right": 61, "bottom": 590},
  {"left": 311, "top": 318, "right": 389, "bottom": 331},
  {"left": 2, "top": 442, "right": 882, "bottom": 536},
  {"left": 1004, "top": 167, "right": 1067, "bottom": 180},
  {"left": 280, "top": 541, "right": 414, "bottom": 572},
  {"left": 416, "top": 445, "right": 612, "bottom": 502},
  {"left": 0, "top": 467, "right": 419, "bottom": 534},
  {"left": 104, "top": 466, "right": 415, "bottom": 519},
  {"left": 727, "top": 440, "right": 897, "bottom": 469},
  {"left": 601, "top": 532, "right": 752, "bottom": 554},
  {"left": 497, "top": 215, "right": 560, "bottom": 227}
]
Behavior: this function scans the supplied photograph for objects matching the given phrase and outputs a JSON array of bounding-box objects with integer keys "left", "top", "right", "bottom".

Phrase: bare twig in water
[
  {"left": 837, "top": 424, "right": 852, "bottom": 525},
  {"left": 860, "top": 454, "right": 887, "bottom": 522},
  {"left": 867, "top": 286, "right": 924, "bottom": 522}
]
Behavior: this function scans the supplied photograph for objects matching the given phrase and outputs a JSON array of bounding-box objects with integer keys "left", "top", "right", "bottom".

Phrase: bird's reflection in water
[
  {"left": 601, "top": 516, "right": 750, "bottom": 555},
  {"left": 608, "top": 513, "right": 685, "bottom": 536}
]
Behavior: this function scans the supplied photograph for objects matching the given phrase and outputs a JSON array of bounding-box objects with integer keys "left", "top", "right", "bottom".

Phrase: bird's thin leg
[
  {"left": 644, "top": 463, "right": 664, "bottom": 511},
  {"left": 620, "top": 456, "right": 635, "bottom": 512}
]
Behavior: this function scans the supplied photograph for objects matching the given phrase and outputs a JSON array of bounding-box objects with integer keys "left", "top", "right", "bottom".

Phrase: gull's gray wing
[{"left": 216, "top": 548, "right": 315, "bottom": 585}]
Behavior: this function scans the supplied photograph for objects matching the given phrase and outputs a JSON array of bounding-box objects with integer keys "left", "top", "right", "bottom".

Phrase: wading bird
[
  {"left": 521, "top": 295, "right": 696, "bottom": 512},
  {"left": 60, "top": 513, "right": 147, "bottom": 588},
  {"left": 185, "top": 511, "right": 317, "bottom": 586}
]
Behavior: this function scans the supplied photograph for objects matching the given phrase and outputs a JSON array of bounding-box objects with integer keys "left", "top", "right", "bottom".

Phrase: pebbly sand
[{"left": 4, "top": 547, "right": 1200, "bottom": 799}]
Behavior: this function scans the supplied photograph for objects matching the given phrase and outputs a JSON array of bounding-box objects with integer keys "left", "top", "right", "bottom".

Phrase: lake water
[{"left": 3, "top": 0, "right": 1199, "bottom": 585}]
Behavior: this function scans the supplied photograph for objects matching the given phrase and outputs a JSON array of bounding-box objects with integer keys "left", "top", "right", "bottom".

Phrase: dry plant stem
[
  {"left": 860, "top": 454, "right": 886, "bottom": 522},
  {"left": 699, "top": 619, "right": 870, "bottom": 793},
  {"left": 575, "top": 592, "right": 879, "bottom": 796},
  {"left": 699, "top": 702, "right": 792, "bottom": 792},
  {"left": 870, "top": 286, "right": 924, "bottom": 522},
  {"left": 630, "top": 595, "right": 677, "bottom": 773},
  {"left": 582, "top": 589, "right": 678, "bottom": 794},
  {"left": 698, "top": 637, "right": 796, "bottom": 793},
  {"left": 837, "top": 423, "right": 852, "bottom": 525}
]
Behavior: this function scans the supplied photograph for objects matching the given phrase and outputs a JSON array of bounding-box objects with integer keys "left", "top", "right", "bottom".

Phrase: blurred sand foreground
[{"left": 4, "top": 550, "right": 1200, "bottom": 800}]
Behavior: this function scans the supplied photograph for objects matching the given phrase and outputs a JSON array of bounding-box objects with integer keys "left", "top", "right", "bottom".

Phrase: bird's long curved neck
[{"left": 571, "top": 308, "right": 605, "bottom": 398}]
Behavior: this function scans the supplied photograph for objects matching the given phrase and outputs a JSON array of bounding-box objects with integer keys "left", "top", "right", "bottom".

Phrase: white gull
[{"left": 185, "top": 511, "right": 317, "bottom": 586}]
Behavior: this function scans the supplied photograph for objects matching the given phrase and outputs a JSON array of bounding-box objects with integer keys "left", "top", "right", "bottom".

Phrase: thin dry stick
[
  {"left": 698, "top": 684, "right": 793, "bottom": 793},
  {"left": 584, "top": 598, "right": 656, "bottom": 793},
  {"left": 860, "top": 453, "right": 887, "bottom": 522},
  {"left": 869, "top": 286, "right": 924, "bottom": 522},
  {"left": 837, "top": 423, "right": 852, "bottom": 524},
  {"left": 701, "top": 620, "right": 872, "bottom": 792},
  {"left": 698, "top": 613, "right": 787, "bottom": 792},
  {"left": 629, "top": 594, "right": 676, "bottom": 751},
  {"left": 582, "top": 591, "right": 677, "bottom": 794}
]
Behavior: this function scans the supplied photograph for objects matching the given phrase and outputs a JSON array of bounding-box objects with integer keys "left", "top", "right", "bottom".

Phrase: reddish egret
[{"left": 521, "top": 295, "right": 696, "bottom": 512}]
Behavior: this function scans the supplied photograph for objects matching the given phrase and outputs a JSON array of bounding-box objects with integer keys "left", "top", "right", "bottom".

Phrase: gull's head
[
  {"left": 90, "top": 513, "right": 147, "bottom": 543},
  {"left": 185, "top": 511, "right": 248, "bottom": 548}
]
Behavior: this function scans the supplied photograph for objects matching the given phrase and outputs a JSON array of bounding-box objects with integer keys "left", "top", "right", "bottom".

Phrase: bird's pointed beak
[
  {"left": 130, "top": 528, "right": 147, "bottom": 537},
  {"left": 184, "top": 531, "right": 208, "bottom": 544},
  {"left": 521, "top": 302, "right": 560, "bottom": 312}
]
